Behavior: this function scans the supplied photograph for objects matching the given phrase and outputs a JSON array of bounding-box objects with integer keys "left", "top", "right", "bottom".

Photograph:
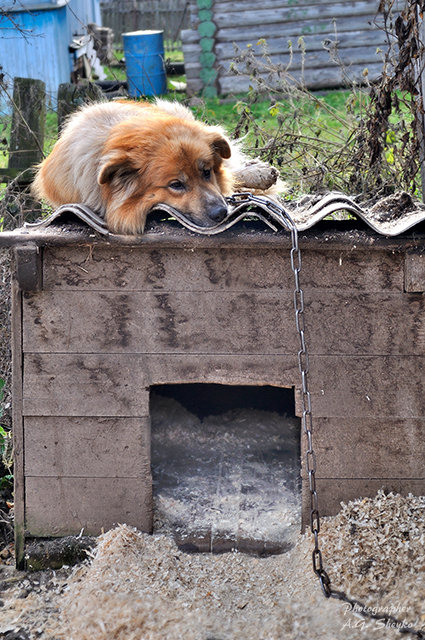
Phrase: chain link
[
  {"left": 288, "top": 212, "right": 333, "bottom": 597},
  {"left": 226, "top": 193, "right": 425, "bottom": 638}
]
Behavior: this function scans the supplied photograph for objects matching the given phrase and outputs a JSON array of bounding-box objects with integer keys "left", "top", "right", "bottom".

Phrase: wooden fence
[
  {"left": 182, "top": 0, "right": 399, "bottom": 96},
  {"left": 100, "top": 0, "right": 190, "bottom": 45}
]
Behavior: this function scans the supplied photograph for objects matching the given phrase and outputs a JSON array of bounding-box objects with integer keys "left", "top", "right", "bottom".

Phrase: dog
[{"left": 32, "top": 99, "right": 257, "bottom": 235}]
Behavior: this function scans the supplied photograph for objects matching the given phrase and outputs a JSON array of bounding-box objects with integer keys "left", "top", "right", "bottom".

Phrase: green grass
[
  {"left": 103, "top": 61, "right": 126, "bottom": 83},
  {"left": 0, "top": 36, "right": 366, "bottom": 170},
  {"left": 45, "top": 111, "right": 58, "bottom": 154},
  {"left": 0, "top": 110, "right": 58, "bottom": 169},
  {"left": 2, "top": 91, "right": 347, "bottom": 160},
  {"left": 179, "top": 89, "right": 365, "bottom": 140},
  {"left": 183, "top": 90, "right": 360, "bottom": 160},
  {"left": 0, "top": 74, "right": 418, "bottom": 198},
  {"left": 164, "top": 41, "right": 184, "bottom": 63}
]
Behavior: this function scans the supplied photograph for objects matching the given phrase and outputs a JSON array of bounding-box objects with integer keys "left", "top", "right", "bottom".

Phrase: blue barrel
[{"left": 123, "top": 30, "right": 167, "bottom": 97}]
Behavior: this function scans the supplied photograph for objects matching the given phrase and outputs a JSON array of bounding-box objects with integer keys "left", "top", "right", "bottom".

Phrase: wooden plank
[
  {"left": 23, "top": 357, "right": 151, "bottom": 416},
  {"left": 101, "top": 0, "right": 189, "bottom": 44},
  {"left": 301, "top": 418, "right": 425, "bottom": 478},
  {"left": 219, "top": 45, "right": 385, "bottom": 70},
  {"left": 23, "top": 353, "right": 298, "bottom": 416},
  {"left": 305, "top": 292, "right": 425, "bottom": 356},
  {"left": 181, "top": 28, "right": 200, "bottom": 44},
  {"left": 302, "top": 478, "right": 425, "bottom": 525},
  {"left": 181, "top": 43, "right": 202, "bottom": 55},
  {"left": 22, "top": 290, "right": 298, "bottom": 355},
  {"left": 41, "top": 245, "right": 291, "bottom": 291},
  {"left": 182, "top": 54, "right": 201, "bottom": 68},
  {"left": 184, "top": 63, "right": 203, "bottom": 80},
  {"left": 308, "top": 355, "right": 425, "bottom": 418},
  {"left": 214, "top": 0, "right": 401, "bottom": 10},
  {"left": 8, "top": 78, "right": 45, "bottom": 171},
  {"left": 57, "top": 83, "right": 104, "bottom": 132},
  {"left": 404, "top": 250, "right": 425, "bottom": 292},
  {"left": 25, "top": 477, "right": 152, "bottom": 537},
  {"left": 218, "top": 62, "right": 383, "bottom": 92},
  {"left": 24, "top": 417, "right": 150, "bottom": 478},
  {"left": 214, "top": 3, "right": 386, "bottom": 29},
  {"left": 216, "top": 15, "right": 388, "bottom": 43},
  {"left": 42, "top": 246, "right": 404, "bottom": 293},
  {"left": 14, "top": 245, "right": 42, "bottom": 292},
  {"left": 182, "top": 53, "right": 202, "bottom": 67},
  {"left": 22, "top": 289, "right": 422, "bottom": 356},
  {"left": 216, "top": 32, "right": 391, "bottom": 60},
  {"left": 11, "top": 280, "right": 25, "bottom": 567},
  {"left": 216, "top": 0, "right": 330, "bottom": 7},
  {"left": 23, "top": 354, "right": 425, "bottom": 419}
]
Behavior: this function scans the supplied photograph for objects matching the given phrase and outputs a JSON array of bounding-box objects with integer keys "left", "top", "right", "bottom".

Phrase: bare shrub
[{"left": 228, "top": 0, "right": 425, "bottom": 203}]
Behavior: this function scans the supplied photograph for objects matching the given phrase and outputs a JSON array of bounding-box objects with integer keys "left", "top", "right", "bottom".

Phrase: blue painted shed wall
[
  {"left": 0, "top": 4, "right": 71, "bottom": 106},
  {"left": 2, "top": 1, "right": 68, "bottom": 10},
  {"left": 67, "top": 0, "right": 102, "bottom": 38}
]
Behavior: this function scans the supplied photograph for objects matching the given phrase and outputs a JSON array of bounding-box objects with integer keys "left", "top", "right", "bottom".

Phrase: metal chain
[
  {"left": 288, "top": 211, "right": 333, "bottom": 597},
  {"left": 226, "top": 193, "right": 425, "bottom": 639}
]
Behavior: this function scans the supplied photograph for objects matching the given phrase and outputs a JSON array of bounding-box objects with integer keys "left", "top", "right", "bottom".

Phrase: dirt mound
[{"left": 2, "top": 491, "right": 424, "bottom": 639}]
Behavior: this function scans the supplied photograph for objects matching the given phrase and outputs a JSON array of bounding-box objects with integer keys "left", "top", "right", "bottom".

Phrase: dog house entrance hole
[{"left": 150, "top": 384, "right": 301, "bottom": 555}]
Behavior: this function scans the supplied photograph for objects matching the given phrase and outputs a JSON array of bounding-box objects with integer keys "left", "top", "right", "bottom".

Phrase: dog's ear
[
  {"left": 98, "top": 157, "right": 137, "bottom": 185},
  {"left": 210, "top": 134, "right": 232, "bottom": 159}
]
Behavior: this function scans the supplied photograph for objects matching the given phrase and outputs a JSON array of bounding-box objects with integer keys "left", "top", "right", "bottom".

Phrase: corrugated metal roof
[
  {"left": 13, "top": 191, "right": 425, "bottom": 237},
  {"left": 277, "top": 192, "right": 425, "bottom": 237}
]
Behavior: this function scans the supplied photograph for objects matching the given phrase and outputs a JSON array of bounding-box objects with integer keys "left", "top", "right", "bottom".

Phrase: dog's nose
[{"left": 208, "top": 203, "right": 228, "bottom": 222}]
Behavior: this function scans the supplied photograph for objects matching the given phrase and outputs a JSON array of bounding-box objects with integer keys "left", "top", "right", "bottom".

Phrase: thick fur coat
[{"left": 32, "top": 99, "right": 250, "bottom": 234}]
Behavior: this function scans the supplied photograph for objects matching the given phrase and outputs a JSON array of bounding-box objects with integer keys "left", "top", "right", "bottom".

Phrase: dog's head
[{"left": 98, "top": 116, "right": 234, "bottom": 234}]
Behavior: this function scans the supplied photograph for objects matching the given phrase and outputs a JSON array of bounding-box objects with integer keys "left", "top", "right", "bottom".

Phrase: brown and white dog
[{"left": 32, "top": 99, "right": 258, "bottom": 235}]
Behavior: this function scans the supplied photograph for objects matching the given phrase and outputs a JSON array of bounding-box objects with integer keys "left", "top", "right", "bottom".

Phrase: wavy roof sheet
[{"left": 21, "top": 191, "right": 425, "bottom": 237}]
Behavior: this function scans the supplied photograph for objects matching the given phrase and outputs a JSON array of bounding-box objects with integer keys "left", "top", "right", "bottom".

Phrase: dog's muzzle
[{"left": 207, "top": 201, "right": 228, "bottom": 222}]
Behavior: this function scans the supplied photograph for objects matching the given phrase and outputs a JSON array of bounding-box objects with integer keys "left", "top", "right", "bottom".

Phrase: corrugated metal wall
[
  {"left": 0, "top": 0, "right": 103, "bottom": 109},
  {"left": 0, "top": 3, "right": 71, "bottom": 106},
  {"left": 67, "top": 0, "right": 102, "bottom": 37}
]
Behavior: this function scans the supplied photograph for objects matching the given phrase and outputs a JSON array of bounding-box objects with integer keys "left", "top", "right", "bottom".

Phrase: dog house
[{"left": 2, "top": 198, "right": 425, "bottom": 565}]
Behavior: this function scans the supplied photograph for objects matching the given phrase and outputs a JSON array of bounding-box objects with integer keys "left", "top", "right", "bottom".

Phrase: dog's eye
[
  {"left": 202, "top": 168, "right": 212, "bottom": 180},
  {"left": 168, "top": 180, "right": 186, "bottom": 192}
]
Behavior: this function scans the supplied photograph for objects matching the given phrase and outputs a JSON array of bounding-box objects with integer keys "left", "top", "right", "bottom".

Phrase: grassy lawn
[
  {"left": 99, "top": 44, "right": 359, "bottom": 147},
  {"left": 0, "top": 87, "right": 355, "bottom": 161},
  {"left": 188, "top": 90, "right": 353, "bottom": 131},
  {"left": 0, "top": 38, "right": 384, "bottom": 178},
  {"left": 0, "top": 42, "right": 418, "bottom": 197}
]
